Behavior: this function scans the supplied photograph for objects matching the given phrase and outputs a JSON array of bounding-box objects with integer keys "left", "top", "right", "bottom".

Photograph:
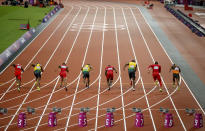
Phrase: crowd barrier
[
  {"left": 164, "top": 4, "right": 205, "bottom": 37},
  {"left": 0, "top": 5, "right": 62, "bottom": 73}
]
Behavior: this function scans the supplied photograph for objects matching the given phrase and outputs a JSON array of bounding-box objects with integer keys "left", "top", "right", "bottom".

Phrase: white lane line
[
  {"left": 0, "top": 6, "right": 75, "bottom": 100},
  {"left": 64, "top": 7, "right": 98, "bottom": 131},
  {"left": 34, "top": 7, "right": 84, "bottom": 131},
  {"left": 94, "top": 6, "right": 106, "bottom": 131},
  {"left": 4, "top": 7, "right": 79, "bottom": 131},
  {"left": 122, "top": 7, "right": 156, "bottom": 131},
  {"left": 138, "top": 7, "right": 205, "bottom": 116},
  {"left": 0, "top": 78, "right": 15, "bottom": 87},
  {"left": 131, "top": 8, "right": 187, "bottom": 131},
  {"left": 113, "top": 6, "right": 127, "bottom": 131}
]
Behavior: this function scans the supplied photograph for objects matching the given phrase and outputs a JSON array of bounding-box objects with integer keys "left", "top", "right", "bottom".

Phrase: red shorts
[
  {"left": 106, "top": 73, "right": 113, "bottom": 80},
  {"left": 152, "top": 73, "right": 160, "bottom": 81},
  {"left": 59, "top": 71, "right": 66, "bottom": 78},
  {"left": 15, "top": 71, "right": 21, "bottom": 80}
]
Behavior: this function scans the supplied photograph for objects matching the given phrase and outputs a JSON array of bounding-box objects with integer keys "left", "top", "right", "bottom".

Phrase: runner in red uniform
[
  {"left": 148, "top": 61, "right": 163, "bottom": 92},
  {"left": 105, "top": 65, "right": 117, "bottom": 90},
  {"left": 58, "top": 62, "right": 69, "bottom": 91},
  {"left": 11, "top": 64, "right": 24, "bottom": 91}
]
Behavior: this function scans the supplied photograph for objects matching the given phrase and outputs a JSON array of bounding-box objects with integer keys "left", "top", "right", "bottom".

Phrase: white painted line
[
  {"left": 113, "top": 7, "right": 127, "bottom": 131},
  {"left": 64, "top": 6, "right": 98, "bottom": 131},
  {"left": 4, "top": 7, "right": 80, "bottom": 131},
  {"left": 123, "top": 7, "right": 156, "bottom": 131},
  {"left": 94, "top": 5, "right": 106, "bottom": 131},
  {"left": 132, "top": 7, "right": 186, "bottom": 131},
  {"left": 34, "top": 7, "right": 83, "bottom": 131},
  {"left": 138, "top": 7, "right": 205, "bottom": 116},
  {"left": 0, "top": 6, "right": 75, "bottom": 100}
]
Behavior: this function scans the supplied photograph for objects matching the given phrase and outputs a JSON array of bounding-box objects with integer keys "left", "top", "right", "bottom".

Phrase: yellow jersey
[
  {"left": 172, "top": 66, "right": 180, "bottom": 74},
  {"left": 82, "top": 65, "right": 90, "bottom": 72},
  {"left": 34, "top": 64, "right": 41, "bottom": 71},
  {"left": 128, "top": 62, "right": 136, "bottom": 70}
]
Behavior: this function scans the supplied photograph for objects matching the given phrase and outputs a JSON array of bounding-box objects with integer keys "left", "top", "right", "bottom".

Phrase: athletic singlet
[
  {"left": 15, "top": 64, "right": 22, "bottom": 72},
  {"left": 34, "top": 64, "right": 41, "bottom": 71},
  {"left": 83, "top": 65, "right": 90, "bottom": 72},
  {"left": 172, "top": 66, "right": 180, "bottom": 74},
  {"left": 128, "top": 62, "right": 136, "bottom": 70},
  {"left": 60, "top": 65, "right": 67, "bottom": 72}
]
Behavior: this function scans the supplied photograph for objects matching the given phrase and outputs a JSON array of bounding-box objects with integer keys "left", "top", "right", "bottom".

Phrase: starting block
[
  {"left": 79, "top": 107, "right": 89, "bottom": 127},
  {"left": 52, "top": 107, "right": 61, "bottom": 114},
  {"left": 164, "top": 113, "right": 173, "bottom": 128},
  {"left": 194, "top": 113, "right": 203, "bottom": 128},
  {"left": 185, "top": 108, "right": 195, "bottom": 115},
  {"left": 48, "top": 112, "right": 57, "bottom": 127},
  {"left": 132, "top": 108, "right": 141, "bottom": 113},
  {"left": 18, "top": 112, "right": 26, "bottom": 128},
  {"left": 27, "top": 107, "right": 35, "bottom": 114},
  {"left": 0, "top": 108, "right": 8, "bottom": 115},
  {"left": 159, "top": 107, "right": 169, "bottom": 114},
  {"left": 133, "top": 108, "right": 143, "bottom": 127},
  {"left": 105, "top": 108, "right": 115, "bottom": 127}
]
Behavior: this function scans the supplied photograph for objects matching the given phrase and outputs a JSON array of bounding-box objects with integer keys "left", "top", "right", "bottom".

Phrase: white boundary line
[
  {"left": 94, "top": 5, "right": 106, "bottom": 131},
  {"left": 122, "top": 7, "right": 156, "bottom": 131},
  {"left": 4, "top": 7, "right": 80, "bottom": 131},
  {"left": 64, "top": 6, "right": 98, "bottom": 131},
  {"left": 137, "top": 7, "right": 205, "bottom": 116},
  {"left": 113, "top": 6, "right": 127, "bottom": 131},
  {"left": 33, "top": 6, "right": 86, "bottom": 131},
  {"left": 0, "top": 6, "right": 75, "bottom": 100},
  {"left": 131, "top": 8, "right": 186, "bottom": 130}
]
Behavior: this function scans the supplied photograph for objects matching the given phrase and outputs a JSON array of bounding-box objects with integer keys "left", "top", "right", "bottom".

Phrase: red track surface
[{"left": 0, "top": 0, "right": 204, "bottom": 131}]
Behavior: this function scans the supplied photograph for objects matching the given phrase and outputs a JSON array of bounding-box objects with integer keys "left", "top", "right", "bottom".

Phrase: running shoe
[
  {"left": 132, "top": 87, "right": 135, "bottom": 91},
  {"left": 37, "top": 86, "right": 40, "bottom": 91},
  {"left": 65, "top": 87, "right": 68, "bottom": 91},
  {"left": 155, "top": 81, "right": 158, "bottom": 86},
  {"left": 159, "top": 88, "right": 162, "bottom": 92},
  {"left": 17, "top": 87, "right": 20, "bottom": 92},
  {"left": 172, "top": 84, "right": 176, "bottom": 88},
  {"left": 108, "top": 87, "right": 110, "bottom": 90}
]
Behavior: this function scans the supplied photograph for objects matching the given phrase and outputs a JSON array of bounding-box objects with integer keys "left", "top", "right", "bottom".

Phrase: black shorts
[
  {"left": 34, "top": 70, "right": 41, "bottom": 78},
  {"left": 128, "top": 69, "right": 135, "bottom": 80},
  {"left": 173, "top": 73, "right": 179, "bottom": 81},
  {"left": 83, "top": 71, "right": 89, "bottom": 79}
]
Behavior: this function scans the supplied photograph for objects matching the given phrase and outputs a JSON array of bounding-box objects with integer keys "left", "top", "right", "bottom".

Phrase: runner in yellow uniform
[
  {"left": 169, "top": 64, "right": 181, "bottom": 88},
  {"left": 81, "top": 64, "right": 93, "bottom": 88},
  {"left": 123, "top": 60, "right": 137, "bottom": 91},
  {"left": 31, "top": 63, "right": 44, "bottom": 91}
]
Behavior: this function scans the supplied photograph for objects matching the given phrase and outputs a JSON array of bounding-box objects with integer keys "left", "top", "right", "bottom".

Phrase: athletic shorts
[
  {"left": 15, "top": 71, "right": 21, "bottom": 80},
  {"left": 152, "top": 73, "right": 160, "bottom": 81},
  {"left": 128, "top": 69, "right": 135, "bottom": 80},
  {"left": 106, "top": 73, "right": 113, "bottom": 80},
  {"left": 59, "top": 71, "right": 66, "bottom": 78},
  {"left": 173, "top": 73, "right": 180, "bottom": 80},
  {"left": 34, "top": 70, "right": 41, "bottom": 78},
  {"left": 83, "top": 71, "right": 89, "bottom": 79}
]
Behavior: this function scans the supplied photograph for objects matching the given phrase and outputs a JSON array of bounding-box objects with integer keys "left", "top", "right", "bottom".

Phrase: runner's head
[
  {"left": 62, "top": 62, "right": 66, "bottom": 65},
  {"left": 108, "top": 65, "right": 111, "bottom": 67},
  {"left": 155, "top": 61, "right": 158, "bottom": 64},
  {"left": 131, "top": 59, "right": 135, "bottom": 62}
]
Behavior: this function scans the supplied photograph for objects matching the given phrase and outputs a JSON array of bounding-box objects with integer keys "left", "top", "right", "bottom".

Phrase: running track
[{"left": 0, "top": 0, "right": 204, "bottom": 131}]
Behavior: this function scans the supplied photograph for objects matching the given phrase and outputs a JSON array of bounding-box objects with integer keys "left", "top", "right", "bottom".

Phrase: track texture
[{"left": 0, "top": 0, "right": 204, "bottom": 131}]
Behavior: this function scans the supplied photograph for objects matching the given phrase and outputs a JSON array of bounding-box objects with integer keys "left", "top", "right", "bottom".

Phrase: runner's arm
[{"left": 123, "top": 63, "right": 129, "bottom": 71}]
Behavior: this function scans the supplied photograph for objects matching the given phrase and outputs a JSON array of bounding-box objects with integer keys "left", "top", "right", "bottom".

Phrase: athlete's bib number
[
  {"left": 136, "top": 118, "right": 143, "bottom": 126},
  {"left": 17, "top": 66, "right": 21, "bottom": 69},
  {"left": 154, "top": 66, "right": 159, "bottom": 69},
  {"left": 36, "top": 66, "right": 41, "bottom": 69}
]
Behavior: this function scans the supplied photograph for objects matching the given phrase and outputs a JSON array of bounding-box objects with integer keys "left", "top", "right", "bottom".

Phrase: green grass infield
[{"left": 0, "top": 6, "right": 54, "bottom": 53}]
